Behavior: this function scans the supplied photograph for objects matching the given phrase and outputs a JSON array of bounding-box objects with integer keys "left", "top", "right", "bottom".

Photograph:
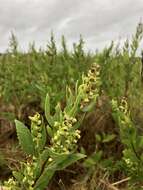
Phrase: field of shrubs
[{"left": 0, "top": 23, "right": 143, "bottom": 189}]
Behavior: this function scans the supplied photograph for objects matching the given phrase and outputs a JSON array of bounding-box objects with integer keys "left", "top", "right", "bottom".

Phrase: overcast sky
[{"left": 0, "top": 0, "right": 143, "bottom": 52}]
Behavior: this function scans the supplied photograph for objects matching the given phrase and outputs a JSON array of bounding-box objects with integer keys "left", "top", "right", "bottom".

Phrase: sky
[{"left": 0, "top": 0, "right": 143, "bottom": 52}]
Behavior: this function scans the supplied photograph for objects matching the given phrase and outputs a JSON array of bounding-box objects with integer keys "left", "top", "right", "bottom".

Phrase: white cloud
[{"left": 0, "top": 0, "right": 142, "bottom": 52}]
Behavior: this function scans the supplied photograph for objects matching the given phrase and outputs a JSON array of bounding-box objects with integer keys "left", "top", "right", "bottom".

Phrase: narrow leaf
[
  {"left": 48, "top": 153, "right": 86, "bottom": 171},
  {"left": 34, "top": 170, "right": 54, "bottom": 190},
  {"left": 45, "top": 93, "right": 53, "bottom": 126}
]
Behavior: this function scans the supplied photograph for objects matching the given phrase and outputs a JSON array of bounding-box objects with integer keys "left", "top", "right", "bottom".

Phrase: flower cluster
[
  {"left": 4, "top": 178, "right": 18, "bottom": 190},
  {"left": 79, "top": 63, "right": 101, "bottom": 108},
  {"left": 29, "top": 113, "right": 42, "bottom": 150},
  {"left": 119, "top": 97, "right": 128, "bottom": 114},
  {"left": 51, "top": 113, "right": 80, "bottom": 154},
  {"left": 111, "top": 98, "right": 131, "bottom": 126},
  {"left": 4, "top": 158, "right": 36, "bottom": 190},
  {"left": 111, "top": 98, "right": 140, "bottom": 175},
  {"left": 123, "top": 158, "right": 134, "bottom": 169},
  {"left": 4, "top": 113, "right": 42, "bottom": 190},
  {"left": 123, "top": 156, "right": 138, "bottom": 173},
  {"left": 21, "top": 160, "right": 35, "bottom": 189},
  {"left": 112, "top": 97, "right": 128, "bottom": 113}
]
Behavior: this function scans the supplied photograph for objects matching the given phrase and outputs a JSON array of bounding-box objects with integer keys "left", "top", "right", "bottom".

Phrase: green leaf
[
  {"left": 45, "top": 94, "right": 50, "bottom": 119},
  {"left": 102, "top": 134, "right": 116, "bottom": 143},
  {"left": 48, "top": 153, "right": 86, "bottom": 171},
  {"left": 83, "top": 151, "right": 102, "bottom": 168},
  {"left": 53, "top": 102, "right": 63, "bottom": 122},
  {"left": 83, "top": 158, "right": 96, "bottom": 168},
  {"left": 38, "top": 122, "right": 47, "bottom": 152},
  {"left": 75, "top": 80, "right": 79, "bottom": 96},
  {"left": 46, "top": 125, "right": 53, "bottom": 137},
  {"left": 64, "top": 87, "right": 74, "bottom": 113},
  {"left": 34, "top": 148, "right": 50, "bottom": 179},
  {"left": 45, "top": 93, "right": 53, "bottom": 126},
  {"left": 34, "top": 169, "right": 54, "bottom": 190},
  {"left": 15, "top": 120, "right": 35, "bottom": 155},
  {"left": 34, "top": 152, "right": 86, "bottom": 190},
  {"left": 69, "top": 93, "right": 82, "bottom": 117},
  {"left": 66, "top": 87, "right": 74, "bottom": 106},
  {"left": 91, "top": 151, "right": 102, "bottom": 162}
]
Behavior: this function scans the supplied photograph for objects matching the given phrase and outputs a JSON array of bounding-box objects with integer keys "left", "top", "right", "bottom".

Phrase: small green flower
[
  {"left": 80, "top": 63, "right": 101, "bottom": 108},
  {"left": 51, "top": 113, "right": 80, "bottom": 153}
]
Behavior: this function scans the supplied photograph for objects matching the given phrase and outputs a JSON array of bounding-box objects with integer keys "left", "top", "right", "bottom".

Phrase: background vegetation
[{"left": 0, "top": 23, "right": 143, "bottom": 189}]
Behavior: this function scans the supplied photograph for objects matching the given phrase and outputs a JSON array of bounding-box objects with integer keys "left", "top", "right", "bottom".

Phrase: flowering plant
[{"left": 3, "top": 63, "right": 101, "bottom": 190}]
